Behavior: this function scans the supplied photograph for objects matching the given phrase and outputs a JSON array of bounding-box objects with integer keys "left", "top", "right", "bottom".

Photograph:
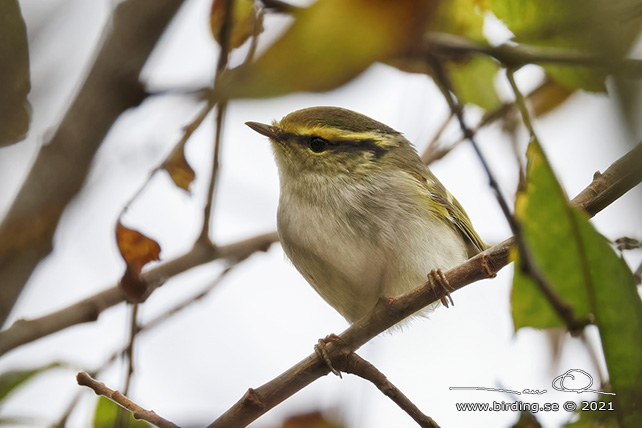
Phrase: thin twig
[
  {"left": 0, "top": 231, "right": 279, "bottom": 356},
  {"left": 118, "top": 94, "right": 216, "bottom": 225},
  {"left": 342, "top": 352, "right": 440, "bottom": 428},
  {"left": 54, "top": 269, "right": 234, "bottom": 426},
  {"left": 244, "top": 3, "right": 264, "bottom": 64},
  {"left": 123, "top": 304, "right": 139, "bottom": 396},
  {"left": 420, "top": 111, "right": 454, "bottom": 164},
  {"left": 426, "top": 55, "right": 517, "bottom": 230},
  {"left": 199, "top": 0, "right": 234, "bottom": 242},
  {"left": 429, "top": 56, "right": 588, "bottom": 335},
  {"left": 422, "top": 79, "right": 558, "bottom": 165},
  {"left": 116, "top": 304, "right": 140, "bottom": 428},
  {"left": 206, "top": 142, "right": 642, "bottom": 428},
  {"left": 54, "top": 352, "right": 121, "bottom": 428},
  {"left": 505, "top": 71, "right": 537, "bottom": 136},
  {"left": 77, "top": 372, "right": 180, "bottom": 428},
  {"left": 200, "top": 102, "right": 227, "bottom": 242},
  {"left": 163, "top": 98, "right": 216, "bottom": 177},
  {"left": 146, "top": 85, "right": 210, "bottom": 99},
  {"left": 142, "top": 265, "right": 235, "bottom": 331}
]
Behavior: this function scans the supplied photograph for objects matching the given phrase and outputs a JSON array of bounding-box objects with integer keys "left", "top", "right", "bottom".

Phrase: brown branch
[
  {"left": 572, "top": 143, "right": 642, "bottom": 217},
  {"left": 424, "top": 32, "right": 642, "bottom": 77},
  {"left": 121, "top": 304, "right": 139, "bottom": 394},
  {"left": 339, "top": 352, "right": 440, "bottom": 428},
  {"left": 0, "top": 0, "right": 186, "bottom": 327},
  {"left": 54, "top": 269, "right": 233, "bottom": 427},
  {"left": 198, "top": 0, "right": 234, "bottom": 243},
  {"left": 0, "top": 232, "right": 279, "bottom": 356},
  {"left": 260, "top": 0, "right": 301, "bottom": 14},
  {"left": 76, "top": 372, "right": 180, "bottom": 428},
  {"left": 199, "top": 101, "right": 227, "bottom": 243},
  {"left": 206, "top": 141, "right": 642, "bottom": 428}
]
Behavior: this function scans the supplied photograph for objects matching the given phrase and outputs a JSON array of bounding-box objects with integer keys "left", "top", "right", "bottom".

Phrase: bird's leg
[
  {"left": 314, "top": 334, "right": 347, "bottom": 378},
  {"left": 427, "top": 269, "right": 454, "bottom": 308}
]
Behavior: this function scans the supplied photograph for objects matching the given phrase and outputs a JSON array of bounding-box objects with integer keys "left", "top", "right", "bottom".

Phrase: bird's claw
[
  {"left": 428, "top": 269, "right": 454, "bottom": 308},
  {"left": 314, "top": 334, "right": 346, "bottom": 378}
]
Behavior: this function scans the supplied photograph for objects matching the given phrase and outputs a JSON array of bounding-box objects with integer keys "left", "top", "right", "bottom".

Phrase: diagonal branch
[
  {"left": 53, "top": 268, "right": 234, "bottom": 427},
  {"left": 420, "top": 79, "right": 561, "bottom": 165},
  {"left": 206, "top": 141, "right": 642, "bottom": 428},
  {"left": 0, "top": 232, "right": 278, "bottom": 356},
  {"left": 339, "top": 352, "right": 440, "bottom": 428},
  {"left": 77, "top": 372, "right": 179, "bottom": 428},
  {"left": 0, "top": 0, "right": 186, "bottom": 327}
]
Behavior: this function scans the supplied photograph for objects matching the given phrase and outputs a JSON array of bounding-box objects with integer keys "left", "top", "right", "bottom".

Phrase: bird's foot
[
  {"left": 314, "top": 334, "right": 346, "bottom": 378},
  {"left": 427, "top": 269, "right": 454, "bottom": 308}
]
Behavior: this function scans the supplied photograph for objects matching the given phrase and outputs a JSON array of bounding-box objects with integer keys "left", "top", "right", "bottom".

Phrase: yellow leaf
[
  {"left": 530, "top": 80, "right": 573, "bottom": 117},
  {"left": 216, "top": 0, "right": 438, "bottom": 99},
  {"left": 210, "top": 0, "right": 261, "bottom": 50}
]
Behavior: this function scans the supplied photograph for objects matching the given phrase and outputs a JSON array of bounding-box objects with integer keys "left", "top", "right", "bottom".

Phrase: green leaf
[
  {"left": 0, "top": 0, "right": 31, "bottom": 146},
  {"left": 512, "top": 139, "right": 642, "bottom": 426},
  {"left": 450, "top": 56, "right": 501, "bottom": 111},
  {"left": 431, "top": 0, "right": 501, "bottom": 110},
  {"left": 430, "top": 0, "right": 487, "bottom": 41},
  {"left": 93, "top": 396, "right": 151, "bottom": 428},
  {"left": 511, "top": 411, "right": 542, "bottom": 428},
  {"left": 489, "top": 0, "right": 642, "bottom": 92},
  {"left": 216, "top": 0, "right": 438, "bottom": 99},
  {"left": 576, "top": 212, "right": 642, "bottom": 427},
  {"left": 512, "top": 140, "right": 592, "bottom": 329},
  {"left": 0, "top": 362, "right": 62, "bottom": 403}
]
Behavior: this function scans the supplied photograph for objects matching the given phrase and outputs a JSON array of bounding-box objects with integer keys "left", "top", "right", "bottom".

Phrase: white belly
[{"left": 277, "top": 182, "right": 467, "bottom": 323}]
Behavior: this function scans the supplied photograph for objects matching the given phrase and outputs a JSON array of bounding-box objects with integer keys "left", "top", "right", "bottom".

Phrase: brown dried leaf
[
  {"left": 115, "top": 222, "right": 161, "bottom": 302},
  {"left": 163, "top": 141, "right": 195, "bottom": 192},
  {"left": 530, "top": 80, "right": 574, "bottom": 117},
  {"left": 210, "top": 0, "right": 260, "bottom": 50}
]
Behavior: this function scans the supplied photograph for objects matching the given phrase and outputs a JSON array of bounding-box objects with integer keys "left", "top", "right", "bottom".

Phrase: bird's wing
[{"left": 411, "top": 169, "right": 486, "bottom": 258}]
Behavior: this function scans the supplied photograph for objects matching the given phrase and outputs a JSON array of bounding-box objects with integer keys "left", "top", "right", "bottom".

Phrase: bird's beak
[{"left": 245, "top": 121, "right": 281, "bottom": 140}]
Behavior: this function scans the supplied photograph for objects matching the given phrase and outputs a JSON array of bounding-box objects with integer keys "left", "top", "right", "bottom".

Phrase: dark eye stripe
[
  {"left": 332, "top": 139, "right": 386, "bottom": 158},
  {"left": 293, "top": 135, "right": 386, "bottom": 158}
]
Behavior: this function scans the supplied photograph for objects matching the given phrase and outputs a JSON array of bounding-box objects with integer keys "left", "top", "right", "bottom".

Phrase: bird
[{"left": 246, "top": 106, "right": 485, "bottom": 324}]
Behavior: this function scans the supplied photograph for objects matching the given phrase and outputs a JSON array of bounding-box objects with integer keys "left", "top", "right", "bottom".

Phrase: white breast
[{"left": 277, "top": 171, "right": 467, "bottom": 323}]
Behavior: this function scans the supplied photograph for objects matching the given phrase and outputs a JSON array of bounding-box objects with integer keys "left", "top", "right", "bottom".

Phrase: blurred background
[{"left": 1, "top": 0, "right": 641, "bottom": 427}]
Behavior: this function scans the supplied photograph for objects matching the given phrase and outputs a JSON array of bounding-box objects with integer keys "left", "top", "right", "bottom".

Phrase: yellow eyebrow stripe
[{"left": 275, "top": 122, "right": 398, "bottom": 148}]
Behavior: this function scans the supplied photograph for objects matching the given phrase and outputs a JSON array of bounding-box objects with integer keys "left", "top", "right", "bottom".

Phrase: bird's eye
[{"left": 309, "top": 136, "right": 328, "bottom": 153}]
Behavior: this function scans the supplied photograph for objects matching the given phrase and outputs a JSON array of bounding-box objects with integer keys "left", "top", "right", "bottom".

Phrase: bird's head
[{"left": 246, "top": 106, "right": 415, "bottom": 181}]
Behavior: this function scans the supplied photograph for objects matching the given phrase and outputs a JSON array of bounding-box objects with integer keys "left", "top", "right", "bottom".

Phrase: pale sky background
[{"left": 1, "top": 1, "right": 641, "bottom": 427}]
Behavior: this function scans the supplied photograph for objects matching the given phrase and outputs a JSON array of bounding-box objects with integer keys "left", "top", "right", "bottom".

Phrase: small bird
[{"left": 246, "top": 107, "right": 485, "bottom": 324}]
